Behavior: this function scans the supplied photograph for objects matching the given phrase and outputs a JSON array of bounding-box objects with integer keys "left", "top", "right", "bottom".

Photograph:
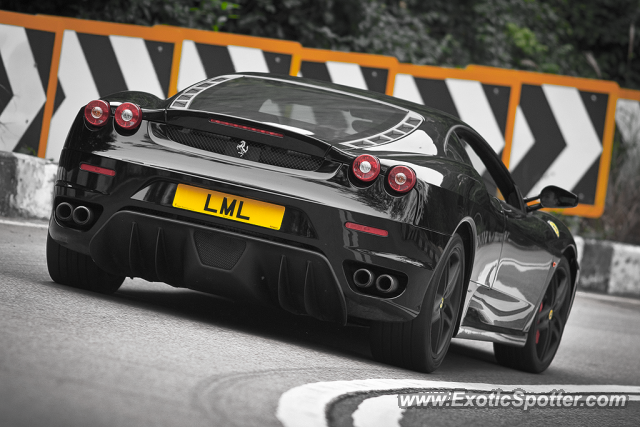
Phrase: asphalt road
[{"left": 1, "top": 219, "right": 639, "bottom": 427}]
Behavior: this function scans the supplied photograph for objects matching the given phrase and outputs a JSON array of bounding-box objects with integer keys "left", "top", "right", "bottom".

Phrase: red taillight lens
[
  {"left": 345, "top": 222, "right": 388, "bottom": 237},
  {"left": 114, "top": 102, "right": 142, "bottom": 129},
  {"left": 352, "top": 154, "right": 380, "bottom": 182},
  {"left": 84, "top": 100, "right": 110, "bottom": 126},
  {"left": 80, "top": 163, "right": 116, "bottom": 177},
  {"left": 209, "top": 119, "right": 283, "bottom": 137},
  {"left": 388, "top": 165, "right": 416, "bottom": 193}
]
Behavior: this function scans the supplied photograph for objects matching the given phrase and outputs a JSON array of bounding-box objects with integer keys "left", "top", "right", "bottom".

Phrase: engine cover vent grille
[
  {"left": 194, "top": 230, "right": 246, "bottom": 270},
  {"left": 163, "top": 125, "right": 324, "bottom": 171}
]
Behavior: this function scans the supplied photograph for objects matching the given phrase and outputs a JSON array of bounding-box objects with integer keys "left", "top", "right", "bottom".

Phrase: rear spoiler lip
[{"left": 165, "top": 109, "right": 332, "bottom": 158}]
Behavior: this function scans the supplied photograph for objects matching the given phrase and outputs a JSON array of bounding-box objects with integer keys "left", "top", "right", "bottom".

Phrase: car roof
[{"left": 227, "top": 72, "right": 464, "bottom": 141}]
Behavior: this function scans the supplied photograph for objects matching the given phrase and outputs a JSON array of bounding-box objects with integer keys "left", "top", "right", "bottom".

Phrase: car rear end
[{"left": 48, "top": 74, "right": 451, "bottom": 325}]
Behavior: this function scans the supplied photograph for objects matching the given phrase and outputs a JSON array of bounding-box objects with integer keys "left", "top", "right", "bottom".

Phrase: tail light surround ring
[
  {"left": 115, "top": 102, "right": 142, "bottom": 129},
  {"left": 388, "top": 165, "right": 417, "bottom": 193},
  {"left": 84, "top": 100, "right": 110, "bottom": 127},
  {"left": 352, "top": 154, "right": 381, "bottom": 183}
]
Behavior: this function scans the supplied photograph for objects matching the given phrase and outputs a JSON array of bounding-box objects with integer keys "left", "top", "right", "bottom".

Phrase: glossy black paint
[
  {"left": 49, "top": 73, "right": 579, "bottom": 344},
  {"left": 526, "top": 185, "right": 581, "bottom": 211}
]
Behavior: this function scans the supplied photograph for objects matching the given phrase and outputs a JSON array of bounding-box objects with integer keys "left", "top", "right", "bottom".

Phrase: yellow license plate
[{"left": 173, "top": 184, "right": 285, "bottom": 230}]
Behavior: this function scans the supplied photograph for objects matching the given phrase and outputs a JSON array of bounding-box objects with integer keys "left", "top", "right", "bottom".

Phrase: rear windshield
[{"left": 188, "top": 77, "right": 407, "bottom": 143}]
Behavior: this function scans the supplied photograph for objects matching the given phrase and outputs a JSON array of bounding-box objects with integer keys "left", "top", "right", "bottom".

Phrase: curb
[
  {"left": 0, "top": 151, "right": 57, "bottom": 219},
  {"left": 1, "top": 149, "right": 639, "bottom": 299},
  {"left": 577, "top": 237, "right": 640, "bottom": 298}
]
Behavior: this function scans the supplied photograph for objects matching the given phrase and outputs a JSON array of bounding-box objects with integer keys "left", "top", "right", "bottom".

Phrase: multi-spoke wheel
[
  {"left": 370, "top": 234, "right": 465, "bottom": 373},
  {"left": 494, "top": 256, "right": 572, "bottom": 373},
  {"left": 428, "top": 238, "right": 464, "bottom": 361}
]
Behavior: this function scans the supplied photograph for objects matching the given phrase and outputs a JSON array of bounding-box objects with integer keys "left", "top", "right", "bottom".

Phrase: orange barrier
[
  {"left": 0, "top": 12, "right": 63, "bottom": 158},
  {"left": 0, "top": 10, "right": 627, "bottom": 217},
  {"left": 619, "top": 88, "right": 640, "bottom": 101},
  {"left": 169, "top": 26, "right": 302, "bottom": 94},
  {"left": 296, "top": 48, "right": 399, "bottom": 95},
  {"left": 392, "top": 64, "right": 520, "bottom": 168},
  {"left": 466, "top": 66, "right": 619, "bottom": 218}
]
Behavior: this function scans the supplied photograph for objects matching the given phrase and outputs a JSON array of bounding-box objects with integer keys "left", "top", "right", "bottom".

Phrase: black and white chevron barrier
[
  {"left": 510, "top": 84, "right": 608, "bottom": 205},
  {"left": 0, "top": 23, "right": 54, "bottom": 156},
  {"left": 298, "top": 60, "right": 390, "bottom": 93},
  {"left": 392, "top": 70, "right": 512, "bottom": 181},
  {"left": 0, "top": 11, "right": 628, "bottom": 219},
  {"left": 177, "top": 40, "right": 292, "bottom": 91},
  {"left": 46, "top": 30, "right": 175, "bottom": 160}
]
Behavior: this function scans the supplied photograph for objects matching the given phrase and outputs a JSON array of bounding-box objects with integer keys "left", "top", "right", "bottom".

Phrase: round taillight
[
  {"left": 388, "top": 165, "right": 417, "bottom": 193},
  {"left": 84, "top": 100, "right": 110, "bottom": 126},
  {"left": 352, "top": 154, "right": 381, "bottom": 182},
  {"left": 114, "top": 102, "right": 142, "bottom": 129}
]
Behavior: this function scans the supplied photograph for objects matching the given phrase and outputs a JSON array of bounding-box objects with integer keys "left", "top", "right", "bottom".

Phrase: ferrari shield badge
[{"left": 547, "top": 220, "right": 560, "bottom": 238}]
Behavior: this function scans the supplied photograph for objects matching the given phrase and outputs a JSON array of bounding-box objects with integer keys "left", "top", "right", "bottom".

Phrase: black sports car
[{"left": 47, "top": 73, "right": 579, "bottom": 373}]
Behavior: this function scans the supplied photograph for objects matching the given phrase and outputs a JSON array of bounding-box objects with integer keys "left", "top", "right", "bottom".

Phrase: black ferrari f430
[{"left": 48, "top": 73, "right": 580, "bottom": 373}]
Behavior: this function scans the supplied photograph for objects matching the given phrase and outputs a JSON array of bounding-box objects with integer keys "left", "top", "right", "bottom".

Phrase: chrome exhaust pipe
[
  {"left": 72, "top": 206, "right": 93, "bottom": 226},
  {"left": 353, "top": 268, "right": 375, "bottom": 288},
  {"left": 55, "top": 202, "right": 74, "bottom": 222},
  {"left": 376, "top": 274, "right": 399, "bottom": 294}
]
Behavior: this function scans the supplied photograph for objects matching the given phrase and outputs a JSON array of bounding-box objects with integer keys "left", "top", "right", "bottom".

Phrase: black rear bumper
[
  {"left": 50, "top": 147, "right": 453, "bottom": 324},
  {"left": 89, "top": 211, "right": 348, "bottom": 324}
]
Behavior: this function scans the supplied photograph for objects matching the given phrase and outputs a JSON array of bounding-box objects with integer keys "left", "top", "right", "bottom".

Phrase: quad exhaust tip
[
  {"left": 55, "top": 202, "right": 74, "bottom": 222},
  {"left": 376, "top": 274, "right": 399, "bottom": 294},
  {"left": 353, "top": 268, "right": 375, "bottom": 288},
  {"left": 72, "top": 206, "right": 94, "bottom": 226}
]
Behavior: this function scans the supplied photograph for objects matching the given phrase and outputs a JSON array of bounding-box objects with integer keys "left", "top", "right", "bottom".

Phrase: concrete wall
[
  {"left": 578, "top": 237, "right": 640, "bottom": 298},
  {"left": 0, "top": 151, "right": 57, "bottom": 219}
]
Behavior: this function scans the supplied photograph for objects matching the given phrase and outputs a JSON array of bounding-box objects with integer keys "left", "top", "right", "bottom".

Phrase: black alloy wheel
[
  {"left": 494, "top": 256, "right": 572, "bottom": 373},
  {"left": 429, "top": 238, "right": 465, "bottom": 361},
  {"left": 370, "top": 234, "right": 466, "bottom": 373}
]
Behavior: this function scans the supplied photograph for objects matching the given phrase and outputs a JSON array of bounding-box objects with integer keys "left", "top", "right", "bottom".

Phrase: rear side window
[
  {"left": 188, "top": 77, "right": 407, "bottom": 144},
  {"left": 446, "top": 132, "right": 473, "bottom": 165},
  {"left": 453, "top": 132, "right": 499, "bottom": 197}
]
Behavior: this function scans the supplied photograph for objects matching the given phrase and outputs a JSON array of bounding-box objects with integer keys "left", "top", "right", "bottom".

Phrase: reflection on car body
[{"left": 47, "top": 73, "right": 579, "bottom": 373}]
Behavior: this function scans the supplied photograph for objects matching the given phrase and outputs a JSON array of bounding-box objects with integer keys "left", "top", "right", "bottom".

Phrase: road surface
[{"left": 0, "top": 219, "right": 638, "bottom": 426}]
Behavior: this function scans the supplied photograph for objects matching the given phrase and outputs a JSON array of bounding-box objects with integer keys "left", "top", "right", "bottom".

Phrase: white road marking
[
  {"left": 277, "top": 379, "right": 640, "bottom": 427},
  {"left": 527, "top": 84, "right": 603, "bottom": 197},
  {"left": 109, "top": 35, "right": 165, "bottom": 98},
  {"left": 46, "top": 30, "right": 100, "bottom": 161},
  {"left": 177, "top": 40, "right": 207, "bottom": 91},
  {"left": 0, "top": 219, "right": 48, "bottom": 229},
  {"left": 352, "top": 394, "right": 404, "bottom": 427},
  {"left": 392, "top": 74, "right": 423, "bottom": 104},
  {"left": 0, "top": 24, "right": 47, "bottom": 152},
  {"left": 227, "top": 45, "right": 269, "bottom": 73},
  {"left": 510, "top": 105, "right": 535, "bottom": 170},
  {"left": 326, "top": 62, "right": 368, "bottom": 90}
]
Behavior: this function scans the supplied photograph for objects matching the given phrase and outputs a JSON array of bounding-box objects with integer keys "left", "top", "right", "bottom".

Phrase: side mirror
[{"left": 525, "top": 185, "right": 579, "bottom": 212}]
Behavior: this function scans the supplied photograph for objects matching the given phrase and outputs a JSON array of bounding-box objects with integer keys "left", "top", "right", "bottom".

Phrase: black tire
[
  {"left": 370, "top": 234, "right": 465, "bottom": 373},
  {"left": 494, "top": 256, "right": 572, "bottom": 373},
  {"left": 47, "top": 233, "right": 125, "bottom": 294}
]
